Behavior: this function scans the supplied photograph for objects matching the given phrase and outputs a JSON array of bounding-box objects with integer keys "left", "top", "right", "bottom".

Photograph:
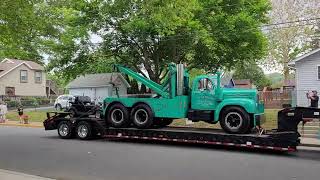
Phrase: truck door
[{"left": 191, "top": 78, "right": 216, "bottom": 110}]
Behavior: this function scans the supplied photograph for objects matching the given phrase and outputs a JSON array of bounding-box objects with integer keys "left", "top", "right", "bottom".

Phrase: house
[
  {"left": 233, "top": 79, "right": 253, "bottom": 89},
  {"left": 288, "top": 48, "right": 320, "bottom": 106},
  {"left": 66, "top": 73, "right": 130, "bottom": 103},
  {"left": 0, "top": 58, "right": 46, "bottom": 96}
]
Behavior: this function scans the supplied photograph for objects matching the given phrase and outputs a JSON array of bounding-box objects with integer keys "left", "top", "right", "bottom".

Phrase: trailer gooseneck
[{"left": 44, "top": 106, "right": 320, "bottom": 152}]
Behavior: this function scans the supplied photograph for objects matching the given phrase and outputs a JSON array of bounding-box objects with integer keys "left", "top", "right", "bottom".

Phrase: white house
[
  {"left": 66, "top": 73, "right": 130, "bottom": 103},
  {"left": 288, "top": 48, "right": 320, "bottom": 107}
]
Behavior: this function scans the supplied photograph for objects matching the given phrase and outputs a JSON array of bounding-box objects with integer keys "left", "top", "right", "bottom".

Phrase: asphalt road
[{"left": 0, "top": 126, "right": 319, "bottom": 180}]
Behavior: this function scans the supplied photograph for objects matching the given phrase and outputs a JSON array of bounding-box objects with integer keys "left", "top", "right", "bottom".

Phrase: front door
[{"left": 191, "top": 78, "right": 216, "bottom": 110}]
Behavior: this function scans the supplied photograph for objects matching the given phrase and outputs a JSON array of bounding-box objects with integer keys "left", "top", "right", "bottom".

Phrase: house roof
[
  {"left": 66, "top": 73, "right": 130, "bottom": 89},
  {"left": 288, "top": 48, "right": 320, "bottom": 67},
  {"left": 0, "top": 58, "right": 44, "bottom": 78},
  {"left": 234, "top": 79, "right": 251, "bottom": 85}
]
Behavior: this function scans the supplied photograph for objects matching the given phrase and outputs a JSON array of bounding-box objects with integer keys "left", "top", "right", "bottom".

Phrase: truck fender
[{"left": 214, "top": 99, "right": 256, "bottom": 122}]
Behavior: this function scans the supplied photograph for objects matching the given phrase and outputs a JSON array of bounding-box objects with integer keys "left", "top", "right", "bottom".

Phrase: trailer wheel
[
  {"left": 220, "top": 106, "right": 250, "bottom": 134},
  {"left": 107, "top": 103, "right": 130, "bottom": 128},
  {"left": 57, "top": 121, "right": 74, "bottom": 139},
  {"left": 76, "top": 121, "right": 92, "bottom": 140},
  {"left": 131, "top": 104, "right": 154, "bottom": 128}
]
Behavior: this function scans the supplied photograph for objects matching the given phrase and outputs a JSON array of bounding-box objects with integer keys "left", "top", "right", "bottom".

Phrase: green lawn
[
  {"left": 6, "top": 111, "right": 48, "bottom": 122},
  {"left": 5, "top": 109, "right": 280, "bottom": 129}
]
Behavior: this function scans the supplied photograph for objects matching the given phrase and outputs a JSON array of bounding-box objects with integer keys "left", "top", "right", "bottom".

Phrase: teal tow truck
[{"left": 103, "top": 63, "right": 264, "bottom": 134}]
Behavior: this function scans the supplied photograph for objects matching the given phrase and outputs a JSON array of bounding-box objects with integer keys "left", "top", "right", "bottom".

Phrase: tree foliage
[
  {"left": 0, "top": 0, "right": 271, "bottom": 85},
  {"left": 0, "top": 0, "right": 61, "bottom": 63},
  {"left": 233, "top": 62, "right": 271, "bottom": 89},
  {"left": 47, "top": 0, "right": 270, "bottom": 83},
  {"left": 265, "top": 0, "right": 320, "bottom": 81}
]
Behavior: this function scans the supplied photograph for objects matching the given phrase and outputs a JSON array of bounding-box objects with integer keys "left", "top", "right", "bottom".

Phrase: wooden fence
[{"left": 259, "top": 90, "right": 296, "bottom": 109}]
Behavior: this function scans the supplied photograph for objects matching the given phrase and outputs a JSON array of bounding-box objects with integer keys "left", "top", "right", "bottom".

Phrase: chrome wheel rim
[
  {"left": 77, "top": 125, "right": 88, "bottom": 138},
  {"left": 225, "top": 112, "right": 243, "bottom": 130},
  {"left": 59, "top": 124, "right": 69, "bottom": 136},
  {"left": 111, "top": 109, "right": 124, "bottom": 123},
  {"left": 134, "top": 109, "right": 148, "bottom": 124}
]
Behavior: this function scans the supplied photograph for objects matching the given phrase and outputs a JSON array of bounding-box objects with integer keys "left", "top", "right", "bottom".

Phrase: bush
[
  {"left": 21, "top": 98, "right": 38, "bottom": 107},
  {"left": 5, "top": 100, "right": 19, "bottom": 108}
]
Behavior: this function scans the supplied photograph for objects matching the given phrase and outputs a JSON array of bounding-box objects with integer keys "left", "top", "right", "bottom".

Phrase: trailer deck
[
  {"left": 102, "top": 127, "right": 298, "bottom": 152},
  {"left": 43, "top": 111, "right": 303, "bottom": 152}
]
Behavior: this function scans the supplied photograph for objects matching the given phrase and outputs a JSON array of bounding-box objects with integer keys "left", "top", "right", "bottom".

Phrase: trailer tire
[
  {"left": 76, "top": 121, "right": 92, "bottom": 140},
  {"left": 107, "top": 103, "right": 130, "bottom": 128},
  {"left": 131, "top": 104, "right": 154, "bottom": 128},
  {"left": 57, "top": 121, "right": 74, "bottom": 139},
  {"left": 220, "top": 106, "right": 250, "bottom": 134}
]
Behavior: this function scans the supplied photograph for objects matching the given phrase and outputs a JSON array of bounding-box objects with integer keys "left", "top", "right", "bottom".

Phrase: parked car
[{"left": 54, "top": 95, "right": 74, "bottom": 111}]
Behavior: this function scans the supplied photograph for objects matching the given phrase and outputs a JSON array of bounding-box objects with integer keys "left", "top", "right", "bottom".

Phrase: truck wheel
[
  {"left": 220, "top": 107, "right": 250, "bottom": 134},
  {"left": 107, "top": 103, "right": 130, "bottom": 128},
  {"left": 76, "top": 121, "right": 92, "bottom": 140},
  {"left": 131, "top": 104, "right": 154, "bottom": 128},
  {"left": 57, "top": 121, "right": 74, "bottom": 139}
]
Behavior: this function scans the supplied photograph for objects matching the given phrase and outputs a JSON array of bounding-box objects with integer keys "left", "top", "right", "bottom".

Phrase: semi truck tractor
[{"left": 102, "top": 63, "right": 264, "bottom": 134}]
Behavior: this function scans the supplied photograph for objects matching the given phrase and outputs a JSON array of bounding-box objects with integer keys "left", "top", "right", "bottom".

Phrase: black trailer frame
[{"left": 43, "top": 107, "right": 320, "bottom": 152}]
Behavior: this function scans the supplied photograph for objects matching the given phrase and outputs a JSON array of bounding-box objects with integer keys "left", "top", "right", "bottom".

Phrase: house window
[
  {"left": 5, "top": 87, "right": 15, "bottom": 96},
  {"left": 35, "top": 71, "right": 42, "bottom": 83},
  {"left": 318, "top": 66, "right": 320, "bottom": 80},
  {"left": 20, "top": 70, "right": 28, "bottom": 83}
]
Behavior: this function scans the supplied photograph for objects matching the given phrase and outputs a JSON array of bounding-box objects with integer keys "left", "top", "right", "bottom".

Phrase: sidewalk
[
  {"left": 0, "top": 120, "right": 43, "bottom": 128},
  {"left": 301, "top": 137, "right": 320, "bottom": 147},
  {"left": 0, "top": 169, "right": 54, "bottom": 180}
]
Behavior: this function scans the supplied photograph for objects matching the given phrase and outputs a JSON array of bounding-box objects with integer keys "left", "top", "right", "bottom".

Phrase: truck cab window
[{"left": 198, "top": 78, "right": 213, "bottom": 91}]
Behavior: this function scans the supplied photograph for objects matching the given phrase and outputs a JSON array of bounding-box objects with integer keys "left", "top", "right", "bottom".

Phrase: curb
[
  {"left": 298, "top": 146, "right": 320, "bottom": 152},
  {"left": 0, "top": 169, "right": 54, "bottom": 180},
  {"left": 300, "top": 143, "right": 320, "bottom": 148},
  {"left": 0, "top": 123, "right": 43, "bottom": 128}
]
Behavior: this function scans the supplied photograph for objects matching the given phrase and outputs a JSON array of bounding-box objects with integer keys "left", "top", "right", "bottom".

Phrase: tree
[
  {"left": 48, "top": 0, "right": 271, "bottom": 84},
  {"left": 0, "top": 0, "right": 60, "bottom": 62},
  {"left": 233, "top": 62, "right": 271, "bottom": 89},
  {"left": 265, "top": 0, "right": 320, "bottom": 82}
]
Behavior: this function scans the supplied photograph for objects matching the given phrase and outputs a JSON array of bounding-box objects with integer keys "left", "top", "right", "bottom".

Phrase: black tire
[
  {"left": 107, "top": 103, "right": 130, "bottom": 128},
  {"left": 219, "top": 106, "right": 250, "bottom": 134},
  {"left": 57, "top": 121, "right": 74, "bottom": 139},
  {"left": 76, "top": 121, "right": 92, "bottom": 140},
  {"left": 131, "top": 104, "right": 154, "bottom": 128},
  {"left": 55, "top": 104, "right": 62, "bottom": 111}
]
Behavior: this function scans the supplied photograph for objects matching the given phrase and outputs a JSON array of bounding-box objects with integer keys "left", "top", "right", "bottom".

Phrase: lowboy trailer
[{"left": 44, "top": 106, "right": 320, "bottom": 152}]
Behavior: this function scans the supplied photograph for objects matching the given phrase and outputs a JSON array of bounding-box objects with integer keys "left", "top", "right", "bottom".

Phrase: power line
[{"left": 262, "top": 17, "right": 320, "bottom": 27}]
